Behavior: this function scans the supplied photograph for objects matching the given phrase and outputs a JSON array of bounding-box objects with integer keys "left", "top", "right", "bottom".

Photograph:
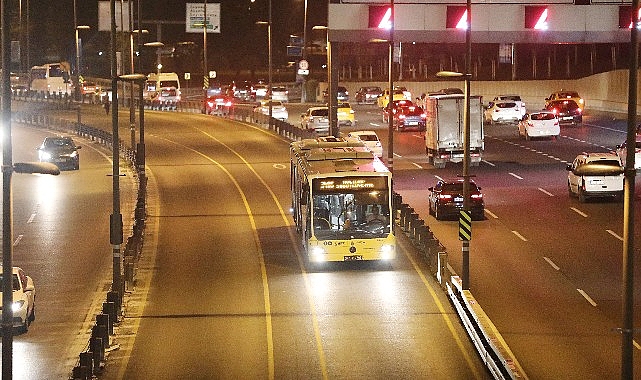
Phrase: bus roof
[{"left": 291, "top": 137, "right": 390, "bottom": 176}]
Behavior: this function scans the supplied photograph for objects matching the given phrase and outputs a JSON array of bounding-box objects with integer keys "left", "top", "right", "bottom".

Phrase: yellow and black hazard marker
[{"left": 459, "top": 210, "right": 472, "bottom": 241}]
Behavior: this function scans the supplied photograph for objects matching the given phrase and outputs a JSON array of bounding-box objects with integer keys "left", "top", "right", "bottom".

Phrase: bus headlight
[
  {"left": 311, "top": 246, "right": 325, "bottom": 257},
  {"left": 12, "top": 300, "right": 25, "bottom": 313},
  {"left": 380, "top": 244, "right": 395, "bottom": 260}
]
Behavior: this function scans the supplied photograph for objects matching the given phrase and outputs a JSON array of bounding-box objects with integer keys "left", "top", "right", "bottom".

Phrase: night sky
[{"left": 20, "top": 0, "right": 327, "bottom": 77}]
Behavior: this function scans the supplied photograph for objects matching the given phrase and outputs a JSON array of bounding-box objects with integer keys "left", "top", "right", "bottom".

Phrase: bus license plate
[{"left": 344, "top": 255, "right": 363, "bottom": 261}]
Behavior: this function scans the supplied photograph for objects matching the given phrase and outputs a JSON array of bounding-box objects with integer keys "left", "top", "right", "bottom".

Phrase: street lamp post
[
  {"left": 74, "top": 0, "right": 90, "bottom": 101},
  {"left": 301, "top": 0, "right": 308, "bottom": 103},
  {"left": 256, "top": 0, "right": 273, "bottom": 129}
]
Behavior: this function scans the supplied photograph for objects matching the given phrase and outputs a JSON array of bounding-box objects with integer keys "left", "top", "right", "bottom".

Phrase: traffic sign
[{"left": 458, "top": 210, "right": 471, "bottom": 241}]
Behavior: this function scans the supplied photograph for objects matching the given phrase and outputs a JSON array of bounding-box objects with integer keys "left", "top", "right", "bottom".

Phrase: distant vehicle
[
  {"left": 544, "top": 99, "right": 582, "bottom": 126},
  {"left": 355, "top": 86, "right": 382, "bottom": 104},
  {"left": 394, "top": 105, "right": 426, "bottom": 131},
  {"left": 322, "top": 86, "right": 349, "bottom": 102},
  {"left": 377, "top": 88, "right": 408, "bottom": 109},
  {"left": 232, "top": 80, "right": 255, "bottom": 101},
  {"left": 428, "top": 179, "right": 485, "bottom": 221},
  {"left": 382, "top": 99, "right": 414, "bottom": 123},
  {"left": 37, "top": 136, "right": 81, "bottom": 170},
  {"left": 254, "top": 99, "right": 288, "bottom": 121},
  {"left": 337, "top": 102, "right": 355, "bottom": 126},
  {"left": 518, "top": 111, "right": 560, "bottom": 140},
  {"left": 0, "top": 266, "right": 35, "bottom": 333},
  {"left": 80, "top": 81, "right": 99, "bottom": 95},
  {"left": 492, "top": 94, "right": 526, "bottom": 117},
  {"left": 203, "top": 95, "right": 234, "bottom": 116},
  {"left": 484, "top": 101, "right": 522, "bottom": 124},
  {"left": 30, "top": 62, "right": 72, "bottom": 96},
  {"left": 347, "top": 130, "right": 383, "bottom": 157},
  {"left": 566, "top": 152, "right": 624, "bottom": 202},
  {"left": 545, "top": 90, "right": 585, "bottom": 110},
  {"left": 301, "top": 106, "right": 330, "bottom": 136},
  {"left": 271, "top": 86, "right": 289, "bottom": 102},
  {"left": 615, "top": 135, "right": 641, "bottom": 170},
  {"left": 253, "top": 83, "right": 268, "bottom": 99},
  {"left": 424, "top": 94, "right": 484, "bottom": 168},
  {"left": 146, "top": 72, "right": 181, "bottom": 108},
  {"left": 205, "top": 82, "right": 223, "bottom": 97}
]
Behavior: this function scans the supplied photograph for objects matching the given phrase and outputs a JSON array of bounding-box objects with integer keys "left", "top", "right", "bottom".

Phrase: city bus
[
  {"left": 290, "top": 136, "right": 396, "bottom": 263},
  {"left": 30, "top": 62, "right": 72, "bottom": 96}
]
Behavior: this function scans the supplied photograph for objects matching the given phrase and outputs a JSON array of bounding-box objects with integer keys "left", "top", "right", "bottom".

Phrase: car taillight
[
  {"left": 207, "top": 101, "right": 215, "bottom": 107},
  {"left": 399, "top": 114, "right": 406, "bottom": 119},
  {"left": 471, "top": 193, "right": 483, "bottom": 199},
  {"left": 224, "top": 101, "right": 233, "bottom": 107},
  {"left": 552, "top": 108, "right": 558, "bottom": 114},
  {"left": 577, "top": 108, "right": 582, "bottom": 113},
  {"left": 420, "top": 113, "right": 427, "bottom": 119},
  {"left": 438, "top": 194, "right": 452, "bottom": 200}
]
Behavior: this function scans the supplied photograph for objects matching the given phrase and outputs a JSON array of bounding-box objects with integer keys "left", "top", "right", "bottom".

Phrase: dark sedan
[
  {"left": 37, "top": 136, "right": 81, "bottom": 170},
  {"left": 544, "top": 99, "right": 582, "bottom": 126},
  {"left": 428, "top": 179, "right": 484, "bottom": 221},
  {"left": 202, "top": 95, "right": 234, "bottom": 116}
]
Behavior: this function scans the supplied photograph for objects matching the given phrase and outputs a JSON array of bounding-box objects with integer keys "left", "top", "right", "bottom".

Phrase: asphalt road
[
  {"left": 0, "top": 124, "right": 137, "bottom": 379},
  {"left": 5, "top": 100, "right": 641, "bottom": 379}
]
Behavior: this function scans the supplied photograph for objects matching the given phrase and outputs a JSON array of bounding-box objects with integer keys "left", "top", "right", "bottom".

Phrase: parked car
[
  {"left": 492, "top": 94, "right": 526, "bottom": 117},
  {"left": 566, "top": 152, "right": 624, "bottom": 202},
  {"left": 271, "top": 86, "right": 289, "bottom": 102},
  {"left": 428, "top": 179, "right": 485, "bottom": 221},
  {"left": 355, "top": 86, "right": 382, "bottom": 104},
  {"left": 544, "top": 99, "right": 583, "bottom": 126},
  {"left": 203, "top": 95, "right": 234, "bottom": 116},
  {"left": 517, "top": 111, "right": 560, "bottom": 140},
  {"left": 347, "top": 130, "right": 383, "bottom": 157},
  {"left": 484, "top": 101, "right": 522, "bottom": 124},
  {"left": 337, "top": 102, "right": 355, "bottom": 126},
  {"left": 37, "top": 136, "right": 81, "bottom": 170},
  {"left": 615, "top": 134, "right": 641, "bottom": 170},
  {"left": 301, "top": 106, "right": 330, "bottom": 136},
  {"left": 545, "top": 90, "right": 585, "bottom": 110},
  {"left": 253, "top": 99, "right": 288, "bottom": 121},
  {"left": 394, "top": 105, "right": 426, "bottom": 131},
  {"left": 0, "top": 266, "right": 36, "bottom": 333}
]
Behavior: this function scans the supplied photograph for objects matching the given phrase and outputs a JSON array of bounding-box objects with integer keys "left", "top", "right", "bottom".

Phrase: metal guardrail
[{"left": 12, "top": 94, "right": 527, "bottom": 380}]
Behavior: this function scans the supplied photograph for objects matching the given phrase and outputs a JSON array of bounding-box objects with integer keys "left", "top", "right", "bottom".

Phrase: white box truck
[{"left": 424, "top": 94, "right": 484, "bottom": 169}]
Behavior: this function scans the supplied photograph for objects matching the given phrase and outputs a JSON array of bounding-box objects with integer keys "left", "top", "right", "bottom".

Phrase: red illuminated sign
[
  {"left": 369, "top": 6, "right": 392, "bottom": 29},
  {"left": 525, "top": 6, "right": 549, "bottom": 30},
  {"left": 446, "top": 6, "right": 467, "bottom": 29}
]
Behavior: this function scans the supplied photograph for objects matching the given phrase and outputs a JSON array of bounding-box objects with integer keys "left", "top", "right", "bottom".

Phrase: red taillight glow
[
  {"left": 399, "top": 114, "right": 406, "bottom": 119},
  {"left": 438, "top": 194, "right": 453, "bottom": 200},
  {"left": 471, "top": 193, "right": 483, "bottom": 199}
]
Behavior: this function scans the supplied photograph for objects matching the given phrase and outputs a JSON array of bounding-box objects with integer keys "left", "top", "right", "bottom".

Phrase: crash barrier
[
  {"left": 12, "top": 97, "right": 526, "bottom": 380},
  {"left": 10, "top": 110, "right": 147, "bottom": 379}
]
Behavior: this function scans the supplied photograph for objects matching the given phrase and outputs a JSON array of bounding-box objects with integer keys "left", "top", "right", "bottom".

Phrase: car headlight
[
  {"left": 12, "top": 300, "right": 25, "bottom": 313},
  {"left": 40, "top": 152, "right": 52, "bottom": 160},
  {"left": 70, "top": 151, "right": 78, "bottom": 158},
  {"left": 379, "top": 244, "right": 395, "bottom": 260}
]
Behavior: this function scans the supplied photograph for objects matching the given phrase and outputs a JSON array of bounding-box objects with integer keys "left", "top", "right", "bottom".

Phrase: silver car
[{"left": 301, "top": 106, "right": 329, "bottom": 136}]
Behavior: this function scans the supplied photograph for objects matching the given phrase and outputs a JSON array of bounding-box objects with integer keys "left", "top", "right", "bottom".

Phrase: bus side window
[{"left": 301, "top": 185, "right": 309, "bottom": 205}]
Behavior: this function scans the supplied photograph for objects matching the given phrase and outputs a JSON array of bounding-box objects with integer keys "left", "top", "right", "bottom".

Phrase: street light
[{"left": 256, "top": 1, "right": 273, "bottom": 129}]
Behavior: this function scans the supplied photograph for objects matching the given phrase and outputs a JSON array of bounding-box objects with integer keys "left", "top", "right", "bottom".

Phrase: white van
[
  {"left": 567, "top": 152, "right": 624, "bottom": 202},
  {"left": 147, "top": 72, "right": 181, "bottom": 105}
]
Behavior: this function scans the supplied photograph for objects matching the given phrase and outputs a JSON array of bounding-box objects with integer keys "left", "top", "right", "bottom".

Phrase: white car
[
  {"left": 0, "top": 266, "right": 36, "bottom": 333},
  {"left": 493, "top": 95, "right": 526, "bottom": 117},
  {"left": 567, "top": 152, "right": 624, "bottom": 202},
  {"left": 347, "top": 130, "right": 383, "bottom": 158},
  {"left": 615, "top": 135, "right": 641, "bottom": 170},
  {"left": 271, "top": 86, "right": 289, "bottom": 102},
  {"left": 485, "top": 101, "right": 522, "bottom": 124},
  {"left": 301, "top": 106, "right": 329, "bottom": 136},
  {"left": 518, "top": 111, "right": 560, "bottom": 140},
  {"left": 254, "top": 100, "right": 288, "bottom": 121}
]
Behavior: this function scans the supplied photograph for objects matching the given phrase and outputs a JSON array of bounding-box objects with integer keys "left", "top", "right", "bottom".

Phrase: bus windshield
[{"left": 312, "top": 179, "right": 390, "bottom": 239}]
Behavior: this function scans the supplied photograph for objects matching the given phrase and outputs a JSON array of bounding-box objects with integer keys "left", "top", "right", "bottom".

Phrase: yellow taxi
[
  {"left": 376, "top": 88, "right": 408, "bottom": 109},
  {"left": 337, "top": 102, "right": 355, "bottom": 127},
  {"left": 545, "top": 90, "right": 585, "bottom": 110}
]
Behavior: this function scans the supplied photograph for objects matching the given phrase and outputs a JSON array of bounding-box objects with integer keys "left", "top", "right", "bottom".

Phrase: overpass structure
[{"left": 328, "top": 0, "right": 635, "bottom": 44}]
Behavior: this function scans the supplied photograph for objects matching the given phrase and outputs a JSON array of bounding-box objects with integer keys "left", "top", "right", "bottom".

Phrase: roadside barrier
[{"left": 13, "top": 95, "right": 526, "bottom": 380}]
